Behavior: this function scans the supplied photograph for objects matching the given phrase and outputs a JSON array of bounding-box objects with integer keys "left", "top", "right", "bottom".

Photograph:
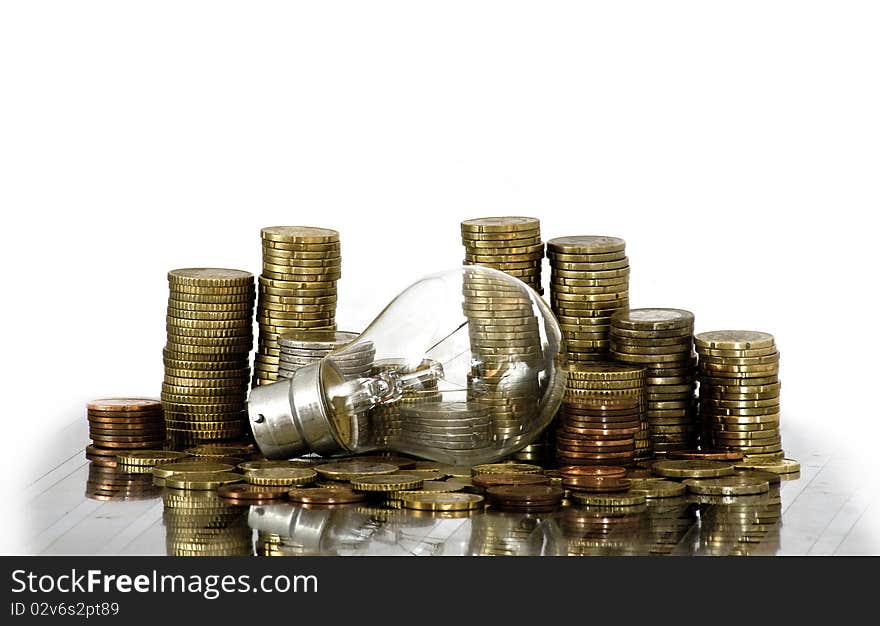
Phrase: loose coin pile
[
  {"left": 461, "top": 216, "right": 544, "bottom": 292},
  {"left": 399, "top": 401, "right": 492, "bottom": 453},
  {"left": 547, "top": 236, "right": 630, "bottom": 362},
  {"left": 254, "top": 226, "right": 340, "bottom": 385},
  {"left": 610, "top": 308, "right": 697, "bottom": 454},
  {"left": 367, "top": 359, "right": 442, "bottom": 447},
  {"left": 695, "top": 330, "right": 784, "bottom": 461},
  {"left": 87, "top": 398, "right": 165, "bottom": 453},
  {"left": 163, "top": 268, "right": 254, "bottom": 447},
  {"left": 278, "top": 330, "right": 373, "bottom": 380}
]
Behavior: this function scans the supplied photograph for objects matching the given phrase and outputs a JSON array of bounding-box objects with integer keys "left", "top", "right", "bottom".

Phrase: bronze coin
[
  {"left": 218, "top": 484, "right": 287, "bottom": 502},
  {"left": 558, "top": 465, "right": 627, "bottom": 479},
  {"left": 558, "top": 423, "right": 641, "bottom": 436},
  {"left": 87, "top": 440, "right": 167, "bottom": 449},
  {"left": 486, "top": 485, "right": 564, "bottom": 504},
  {"left": 556, "top": 450, "right": 635, "bottom": 460},
  {"left": 665, "top": 449, "right": 745, "bottom": 461},
  {"left": 287, "top": 487, "right": 366, "bottom": 504},
  {"left": 87, "top": 398, "right": 162, "bottom": 412},
  {"left": 471, "top": 473, "right": 551, "bottom": 489},
  {"left": 87, "top": 413, "right": 163, "bottom": 421}
]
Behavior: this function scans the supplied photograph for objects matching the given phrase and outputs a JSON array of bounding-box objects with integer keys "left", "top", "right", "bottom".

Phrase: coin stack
[
  {"left": 367, "top": 359, "right": 442, "bottom": 447},
  {"left": 86, "top": 462, "right": 161, "bottom": 501},
  {"left": 277, "top": 330, "right": 372, "bottom": 380},
  {"left": 461, "top": 216, "right": 544, "bottom": 292},
  {"left": 163, "top": 269, "right": 255, "bottom": 448},
  {"left": 695, "top": 331, "right": 783, "bottom": 461},
  {"left": 462, "top": 269, "right": 543, "bottom": 448},
  {"left": 162, "top": 489, "right": 252, "bottom": 556},
  {"left": 555, "top": 363, "right": 644, "bottom": 467},
  {"left": 253, "top": 226, "right": 341, "bottom": 385},
  {"left": 609, "top": 309, "right": 697, "bottom": 455},
  {"left": 86, "top": 398, "right": 166, "bottom": 455},
  {"left": 547, "top": 236, "right": 630, "bottom": 363},
  {"left": 399, "top": 402, "right": 492, "bottom": 453},
  {"left": 693, "top": 486, "right": 782, "bottom": 556}
]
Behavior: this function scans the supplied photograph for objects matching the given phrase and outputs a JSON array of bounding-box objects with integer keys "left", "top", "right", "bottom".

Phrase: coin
[
  {"left": 350, "top": 474, "right": 425, "bottom": 492},
  {"left": 217, "top": 484, "right": 288, "bottom": 503},
  {"left": 471, "top": 463, "right": 543, "bottom": 476},
  {"left": 397, "top": 492, "right": 485, "bottom": 511},
  {"left": 569, "top": 491, "right": 647, "bottom": 506},
  {"left": 652, "top": 459, "right": 735, "bottom": 479},
  {"left": 152, "top": 461, "right": 236, "bottom": 479},
  {"left": 87, "top": 398, "right": 162, "bottom": 412},
  {"left": 314, "top": 461, "right": 399, "bottom": 481},
  {"left": 683, "top": 475, "right": 770, "bottom": 496},
  {"left": 287, "top": 487, "right": 366, "bottom": 504},
  {"left": 734, "top": 458, "right": 800, "bottom": 474},
  {"left": 245, "top": 468, "right": 318, "bottom": 486},
  {"left": 626, "top": 478, "right": 687, "bottom": 498},
  {"left": 163, "top": 471, "right": 244, "bottom": 490}
]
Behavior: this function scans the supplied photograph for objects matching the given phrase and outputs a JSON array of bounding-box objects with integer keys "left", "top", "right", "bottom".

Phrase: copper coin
[
  {"left": 556, "top": 450, "right": 635, "bottom": 460},
  {"left": 472, "top": 473, "right": 551, "bottom": 489},
  {"left": 561, "top": 412, "right": 641, "bottom": 423},
  {"left": 558, "top": 424, "right": 641, "bottom": 436},
  {"left": 486, "top": 485, "right": 564, "bottom": 504},
  {"left": 287, "top": 487, "right": 366, "bottom": 504},
  {"left": 558, "top": 465, "right": 627, "bottom": 479},
  {"left": 665, "top": 448, "right": 745, "bottom": 461},
  {"left": 88, "top": 440, "right": 167, "bottom": 449},
  {"left": 85, "top": 445, "right": 120, "bottom": 457},
  {"left": 562, "top": 476, "right": 632, "bottom": 492},
  {"left": 87, "top": 413, "right": 163, "bottom": 422},
  {"left": 87, "top": 398, "right": 162, "bottom": 412}
]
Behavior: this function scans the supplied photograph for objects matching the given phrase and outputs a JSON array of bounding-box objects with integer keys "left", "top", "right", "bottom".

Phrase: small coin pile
[
  {"left": 696, "top": 331, "right": 783, "bottom": 461},
  {"left": 367, "top": 359, "right": 442, "bottom": 447},
  {"left": 399, "top": 402, "right": 492, "bottom": 452},
  {"left": 610, "top": 308, "right": 697, "bottom": 454},
  {"left": 547, "top": 236, "right": 630, "bottom": 362},
  {"left": 254, "top": 226, "right": 340, "bottom": 385},
  {"left": 555, "top": 363, "right": 645, "bottom": 466},
  {"left": 277, "top": 330, "right": 372, "bottom": 379},
  {"left": 461, "top": 216, "right": 544, "bottom": 292},
  {"left": 462, "top": 269, "right": 542, "bottom": 443},
  {"left": 163, "top": 269, "right": 254, "bottom": 447},
  {"left": 86, "top": 398, "right": 166, "bottom": 455}
]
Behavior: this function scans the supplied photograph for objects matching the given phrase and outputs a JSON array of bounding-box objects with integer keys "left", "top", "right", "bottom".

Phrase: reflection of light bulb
[{"left": 248, "top": 266, "right": 566, "bottom": 464}]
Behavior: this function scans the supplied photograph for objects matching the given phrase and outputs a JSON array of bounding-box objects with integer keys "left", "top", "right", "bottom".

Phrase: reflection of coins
[
  {"left": 569, "top": 491, "right": 646, "bottom": 506},
  {"left": 287, "top": 487, "right": 366, "bottom": 504}
]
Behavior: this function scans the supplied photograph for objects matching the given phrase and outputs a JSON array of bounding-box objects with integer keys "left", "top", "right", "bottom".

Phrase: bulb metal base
[{"left": 247, "top": 362, "right": 344, "bottom": 459}]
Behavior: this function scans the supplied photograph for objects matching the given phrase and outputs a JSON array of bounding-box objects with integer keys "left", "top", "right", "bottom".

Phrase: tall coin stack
[
  {"left": 547, "top": 236, "right": 630, "bottom": 363},
  {"left": 695, "top": 331, "right": 783, "bottom": 461},
  {"left": 253, "top": 226, "right": 340, "bottom": 386},
  {"left": 163, "top": 489, "right": 252, "bottom": 556},
  {"left": 555, "top": 363, "right": 644, "bottom": 467},
  {"left": 461, "top": 216, "right": 544, "bottom": 292},
  {"left": 163, "top": 269, "right": 254, "bottom": 448},
  {"left": 277, "top": 330, "right": 371, "bottom": 380},
  {"left": 609, "top": 309, "right": 697, "bottom": 455},
  {"left": 462, "top": 269, "right": 542, "bottom": 447}
]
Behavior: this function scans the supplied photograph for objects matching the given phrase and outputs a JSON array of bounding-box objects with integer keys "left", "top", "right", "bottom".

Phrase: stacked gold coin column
[
  {"left": 253, "top": 226, "right": 340, "bottom": 386},
  {"left": 695, "top": 331, "right": 784, "bottom": 461},
  {"left": 609, "top": 309, "right": 697, "bottom": 456},
  {"left": 461, "top": 216, "right": 544, "bottom": 292},
  {"left": 547, "top": 236, "right": 630, "bottom": 363},
  {"left": 163, "top": 269, "right": 255, "bottom": 448},
  {"left": 460, "top": 217, "right": 545, "bottom": 460}
]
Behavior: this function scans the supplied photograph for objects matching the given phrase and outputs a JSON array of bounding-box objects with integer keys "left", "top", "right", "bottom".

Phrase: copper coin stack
[
  {"left": 695, "top": 331, "right": 783, "bottom": 462},
  {"left": 547, "top": 236, "right": 630, "bottom": 363},
  {"left": 86, "top": 398, "right": 166, "bottom": 459},
  {"left": 163, "top": 269, "right": 255, "bottom": 447},
  {"left": 558, "top": 465, "right": 631, "bottom": 494},
  {"left": 609, "top": 308, "right": 697, "bottom": 455},
  {"left": 555, "top": 363, "right": 644, "bottom": 466},
  {"left": 86, "top": 461, "right": 161, "bottom": 502},
  {"left": 253, "top": 226, "right": 340, "bottom": 386}
]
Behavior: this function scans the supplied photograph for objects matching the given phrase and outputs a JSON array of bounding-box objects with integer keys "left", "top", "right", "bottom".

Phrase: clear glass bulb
[{"left": 247, "top": 266, "right": 566, "bottom": 464}]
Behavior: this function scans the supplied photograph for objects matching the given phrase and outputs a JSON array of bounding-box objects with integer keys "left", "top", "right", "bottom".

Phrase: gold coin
[
  {"left": 163, "top": 471, "right": 244, "bottom": 490},
  {"left": 245, "top": 467, "right": 318, "bottom": 486},
  {"left": 350, "top": 473, "right": 425, "bottom": 492},
  {"left": 398, "top": 492, "right": 484, "bottom": 511},
  {"left": 694, "top": 330, "right": 775, "bottom": 350},
  {"left": 546, "top": 236, "right": 626, "bottom": 254},
  {"left": 152, "top": 461, "right": 236, "bottom": 479},
  {"left": 733, "top": 458, "right": 800, "bottom": 474},
  {"left": 261, "top": 226, "right": 339, "bottom": 243},
  {"left": 682, "top": 475, "right": 770, "bottom": 496},
  {"left": 651, "top": 459, "right": 735, "bottom": 479},
  {"left": 167, "top": 268, "right": 254, "bottom": 286},
  {"left": 461, "top": 216, "right": 540, "bottom": 233}
]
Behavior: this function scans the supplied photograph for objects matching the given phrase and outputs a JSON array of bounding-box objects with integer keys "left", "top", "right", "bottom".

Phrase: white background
[{"left": 1, "top": 1, "right": 878, "bottom": 552}]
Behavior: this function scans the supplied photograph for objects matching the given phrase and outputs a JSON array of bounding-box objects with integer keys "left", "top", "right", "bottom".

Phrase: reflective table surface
[{"left": 19, "top": 419, "right": 880, "bottom": 556}]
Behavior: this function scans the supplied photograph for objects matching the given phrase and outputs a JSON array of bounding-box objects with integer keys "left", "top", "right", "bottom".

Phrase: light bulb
[{"left": 247, "top": 266, "right": 566, "bottom": 464}]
